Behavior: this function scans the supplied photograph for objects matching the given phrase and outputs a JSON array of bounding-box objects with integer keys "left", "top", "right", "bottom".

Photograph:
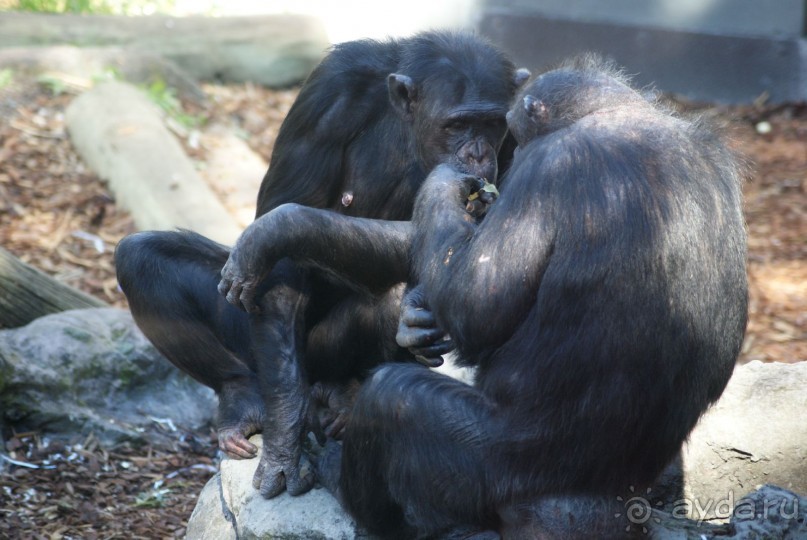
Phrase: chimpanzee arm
[
  {"left": 219, "top": 204, "right": 412, "bottom": 313},
  {"left": 411, "top": 163, "right": 556, "bottom": 354}
]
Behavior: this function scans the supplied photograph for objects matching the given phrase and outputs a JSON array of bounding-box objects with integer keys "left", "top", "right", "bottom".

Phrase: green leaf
[{"left": 480, "top": 181, "right": 499, "bottom": 197}]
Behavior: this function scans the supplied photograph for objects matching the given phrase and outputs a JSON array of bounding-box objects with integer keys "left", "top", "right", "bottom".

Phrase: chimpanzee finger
[
  {"left": 219, "top": 430, "right": 258, "bottom": 459},
  {"left": 479, "top": 188, "right": 497, "bottom": 205},
  {"left": 310, "top": 381, "right": 327, "bottom": 406},
  {"left": 217, "top": 277, "right": 231, "bottom": 298},
  {"left": 396, "top": 325, "right": 444, "bottom": 349},
  {"left": 325, "top": 413, "right": 348, "bottom": 439},
  {"left": 410, "top": 337, "right": 455, "bottom": 358},
  {"left": 400, "top": 306, "right": 437, "bottom": 327},
  {"left": 308, "top": 408, "right": 327, "bottom": 446},
  {"left": 252, "top": 459, "right": 268, "bottom": 490},
  {"left": 464, "top": 175, "right": 487, "bottom": 192},
  {"left": 225, "top": 282, "right": 242, "bottom": 308},
  {"left": 239, "top": 285, "right": 258, "bottom": 314},
  {"left": 465, "top": 199, "right": 487, "bottom": 217},
  {"left": 256, "top": 466, "right": 285, "bottom": 499},
  {"left": 318, "top": 409, "right": 337, "bottom": 433},
  {"left": 413, "top": 354, "right": 445, "bottom": 368},
  {"left": 319, "top": 408, "right": 336, "bottom": 430},
  {"left": 286, "top": 455, "right": 316, "bottom": 496}
]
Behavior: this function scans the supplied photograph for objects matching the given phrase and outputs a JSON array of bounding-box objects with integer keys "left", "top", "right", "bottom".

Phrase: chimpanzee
[
  {"left": 115, "top": 31, "right": 526, "bottom": 498},
  {"left": 219, "top": 57, "right": 748, "bottom": 538}
]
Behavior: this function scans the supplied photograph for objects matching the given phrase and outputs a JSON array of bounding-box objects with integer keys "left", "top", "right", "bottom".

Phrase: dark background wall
[{"left": 475, "top": 0, "right": 807, "bottom": 104}]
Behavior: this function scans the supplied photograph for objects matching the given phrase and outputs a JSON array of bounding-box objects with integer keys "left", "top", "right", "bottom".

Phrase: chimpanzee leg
[
  {"left": 338, "top": 364, "right": 643, "bottom": 539},
  {"left": 339, "top": 363, "right": 501, "bottom": 538},
  {"left": 306, "top": 284, "right": 410, "bottom": 380},
  {"left": 115, "top": 230, "right": 264, "bottom": 459},
  {"left": 498, "top": 496, "right": 644, "bottom": 540},
  {"left": 248, "top": 259, "right": 318, "bottom": 498}
]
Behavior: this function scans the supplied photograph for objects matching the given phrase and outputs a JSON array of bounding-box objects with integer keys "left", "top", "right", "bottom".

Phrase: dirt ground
[{"left": 0, "top": 76, "right": 805, "bottom": 538}]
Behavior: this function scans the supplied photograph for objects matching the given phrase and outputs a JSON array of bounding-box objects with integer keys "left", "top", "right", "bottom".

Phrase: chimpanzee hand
[
  {"left": 218, "top": 222, "right": 274, "bottom": 314},
  {"left": 465, "top": 177, "right": 499, "bottom": 219},
  {"left": 311, "top": 380, "right": 360, "bottom": 439},
  {"left": 420, "top": 164, "right": 498, "bottom": 219},
  {"left": 396, "top": 285, "right": 454, "bottom": 367}
]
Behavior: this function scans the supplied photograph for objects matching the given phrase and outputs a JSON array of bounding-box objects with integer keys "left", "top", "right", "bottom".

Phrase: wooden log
[
  {"left": 0, "top": 247, "right": 105, "bottom": 329},
  {"left": 0, "top": 13, "right": 329, "bottom": 87},
  {"left": 65, "top": 80, "right": 243, "bottom": 245},
  {"left": 198, "top": 123, "right": 267, "bottom": 228}
]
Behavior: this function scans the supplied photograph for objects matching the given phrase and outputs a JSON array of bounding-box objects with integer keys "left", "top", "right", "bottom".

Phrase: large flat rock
[{"left": 186, "top": 361, "right": 807, "bottom": 537}]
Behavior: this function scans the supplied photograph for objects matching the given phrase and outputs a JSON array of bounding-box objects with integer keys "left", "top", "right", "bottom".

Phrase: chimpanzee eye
[{"left": 444, "top": 119, "right": 468, "bottom": 132}]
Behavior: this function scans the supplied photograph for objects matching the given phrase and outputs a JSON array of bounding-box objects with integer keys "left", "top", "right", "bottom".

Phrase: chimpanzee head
[
  {"left": 387, "top": 32, "right": 529, "bottom": 183},
  {"left": 506, "top": 56, "right": 643, "bottom": 147}
]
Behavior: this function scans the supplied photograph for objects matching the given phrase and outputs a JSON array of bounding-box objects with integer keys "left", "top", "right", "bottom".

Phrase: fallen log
[
  {"left": 0, "top": 13, "right": 329, "bottom": 87},
  {"left": 0, "top": 247, "right": 105, "bottom": 329},
  {"left": 66, "top": 81, "right": 243, "bottom": 245},
  {"left": 198, "top": 123, "right": 267, "bottom": 228},
  {"left": 0, "top": 46, "right": 206, "bottom": 102}
]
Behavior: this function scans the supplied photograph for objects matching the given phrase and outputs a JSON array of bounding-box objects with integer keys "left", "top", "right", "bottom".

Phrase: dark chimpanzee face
[
  {"left": 387, "top": 48, "right": 528, "bottom": 183},
  {"left": 412, "top": 83, "right": 509, "bottom": 182}
]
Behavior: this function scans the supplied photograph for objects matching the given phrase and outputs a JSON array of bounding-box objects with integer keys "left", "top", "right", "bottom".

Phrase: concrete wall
[
  {"left": 489, "top": 0, "right": 805, "bottom": 38},
  {"left": 477, "top": 0, "right": 807, "bottom": 104}
]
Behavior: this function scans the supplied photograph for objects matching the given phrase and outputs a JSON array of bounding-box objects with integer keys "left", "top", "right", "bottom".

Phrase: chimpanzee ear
[
  {"left": 514, "top": 68, "right": 531, "bottom": 88},
  {"left": 523, "top": 95, "right": 547, "bottom": 123},
  {"left": 388, "top": 73, "right": 417, "bottom": 120}
]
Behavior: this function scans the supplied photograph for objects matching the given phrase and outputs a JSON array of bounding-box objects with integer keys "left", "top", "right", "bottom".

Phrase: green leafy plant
[
  {"left": 16, "top": 0, "right": 111, "bottom": 13},
  {"left": 37, "top": 73, "right": 67, "bottom": 96},
  {"left": 16, "top": 0, "right": 62, "bottom": 12},
  {"left": 0, "top": 69, "right": 13, "bottom": 90},
  {"left": 143, "top": 77, "right": 205, "bottom": 130},
  {"left": 9, "top": 0, "right": 175, "bottom": 14}
]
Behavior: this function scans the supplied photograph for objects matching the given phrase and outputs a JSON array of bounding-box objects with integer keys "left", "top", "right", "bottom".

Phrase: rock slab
[
  {"left": 0, "top": 308, "right": 215, "bottom": 447},
  {"left": 680, "top": 360, "right": 807, "bottom": 519},
  {"left": 186, "top": 361, "right": 807, "bottom": 538},
  {"left": 186, "top": 436, "right": 365, "bottom": 540}
]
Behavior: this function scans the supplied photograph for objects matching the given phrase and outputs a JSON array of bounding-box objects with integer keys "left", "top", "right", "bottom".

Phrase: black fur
[
  {"left": 115, "top": 31, "right": 520, "bottom": 498},
  {"left": 337, "top": 58, "right": 748, "bottom": 538}
]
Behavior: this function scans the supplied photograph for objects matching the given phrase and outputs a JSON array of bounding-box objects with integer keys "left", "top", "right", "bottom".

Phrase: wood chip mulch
[
  {"left": 0, "top": 74, "right": 805, "bottom": 539},
  {"left": 0, "top": 76, "right": 294, "bottom": 539},
  {"left": 0, "top": 432, "right": 218, "bottom": 540}
]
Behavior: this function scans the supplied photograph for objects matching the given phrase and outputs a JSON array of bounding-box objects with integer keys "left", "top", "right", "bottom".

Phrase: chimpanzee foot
[
  {"left": 253, "top": 444, "right": 315, "bottom": 498},
  {"left": 217, "top": 378, "right": 266, "bottom": 459},
  {"left": 218, "top": 424, "right": 260, "bottom": 459}
]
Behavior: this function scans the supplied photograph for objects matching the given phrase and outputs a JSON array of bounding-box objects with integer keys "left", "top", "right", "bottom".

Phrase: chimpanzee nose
[
  {"left": 460, "top": 141, "right": 497, "bottom": 181},
  {"left": 472, "top": 160, "right": 497, "bottom": 183}
]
